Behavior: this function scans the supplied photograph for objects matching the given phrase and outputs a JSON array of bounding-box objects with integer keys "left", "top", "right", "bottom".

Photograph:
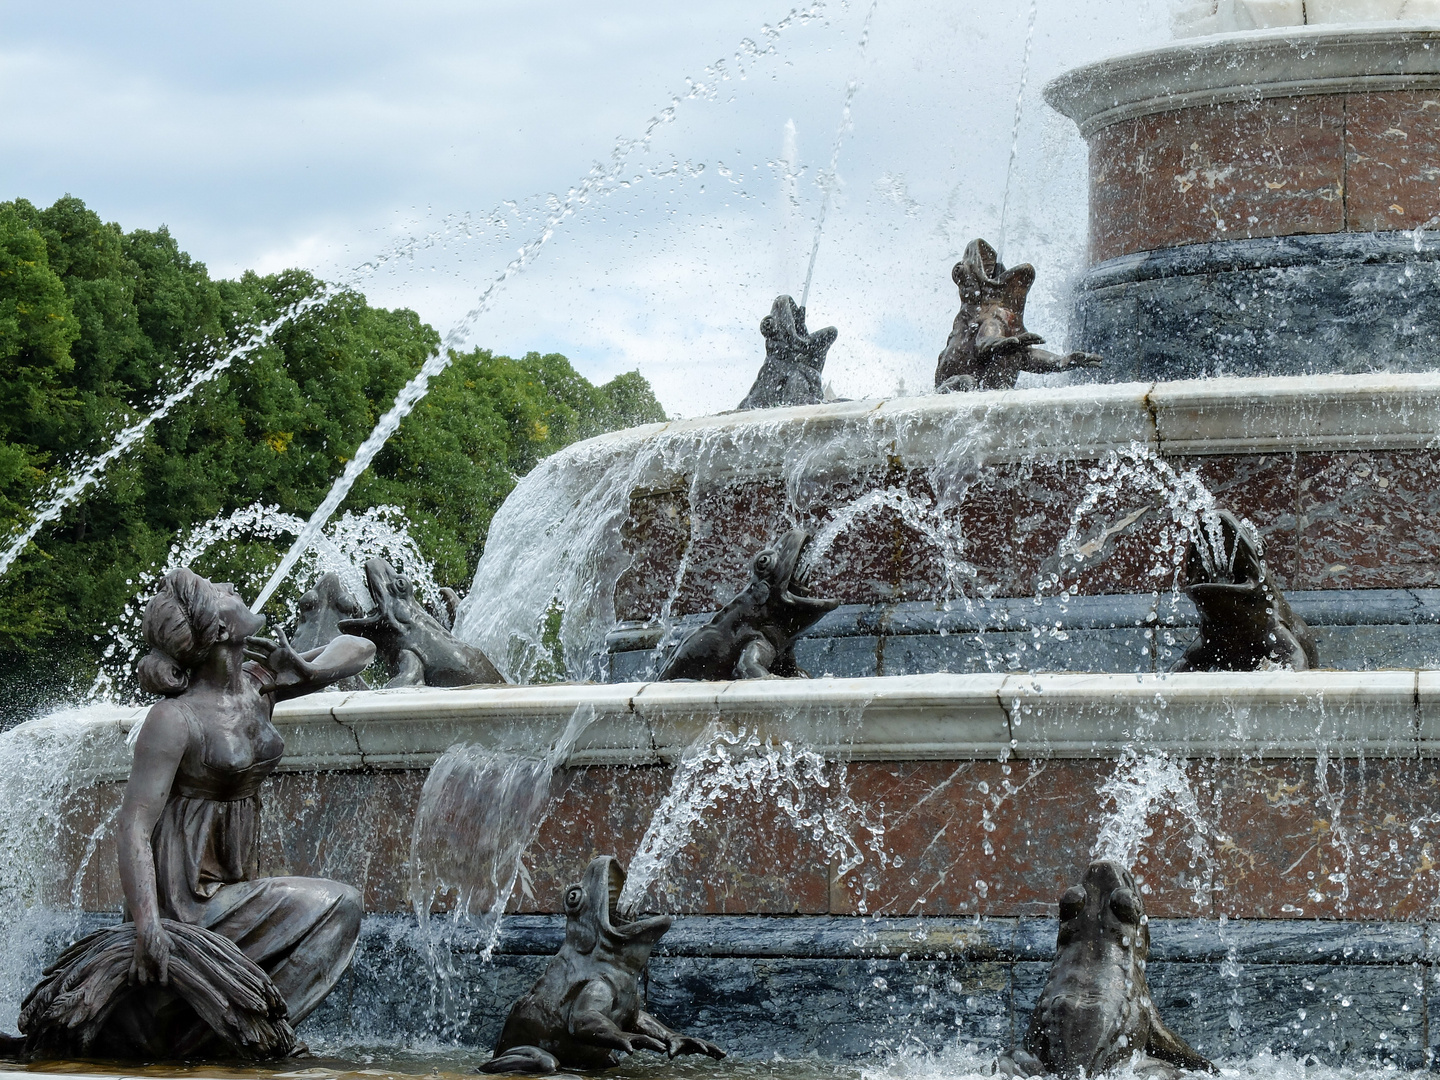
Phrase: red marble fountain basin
[
  {"left": 51, "top": 671, "right": 1440, "bottom": 922},
  {"left": 568, "top": 373, "right": 1440, "bottom": 623}
]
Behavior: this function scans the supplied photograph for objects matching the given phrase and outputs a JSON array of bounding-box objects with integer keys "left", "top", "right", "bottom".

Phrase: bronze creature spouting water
[
  {"left": 337, "top": 557, "right": 505, "bottom": 687},
  {"left": 1173, "top": 509, "right": 1317, "bottom": 672},
  {"left": 481, "top": 856, "right": 725, "bottom": 1074},
  {"left": 935, "top": 238, "right": 1102, "bottom": 392},
  {"left": 999, "top": 861, "right": 1215, "bottom": 1079},
  {"left": 737, "top": 295, "right": 838, "bottom": 410},
  {"left": 657, "top": 527, "right": 839, "bottom": 680},
  {"left": 291, "top": 571, "right": 369, "bottom": 690}
]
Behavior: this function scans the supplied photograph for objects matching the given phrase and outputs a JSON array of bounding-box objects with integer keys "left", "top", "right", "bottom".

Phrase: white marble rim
[
  {"left": 534, "top": 374, "right": 1440, "bottom": 491},
  {"left": 1044, "top": 23, "right": 1440, "bottom": 136},
  {"left": 69, "top": 670, "right": 1440, "bottom": 779}
]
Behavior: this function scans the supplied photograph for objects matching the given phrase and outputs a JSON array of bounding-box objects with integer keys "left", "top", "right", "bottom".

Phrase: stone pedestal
[{"left": 1045, "top": 26, "right": 1440, "bottom": 379}]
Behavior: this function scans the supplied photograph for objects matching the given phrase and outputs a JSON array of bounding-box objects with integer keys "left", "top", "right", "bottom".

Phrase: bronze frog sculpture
[
  {"left": 482, "top": 856, "right": 725, "bottom": 1074},
  {"left": 337, "top": 557, "right": 505, "bottom": 687},
  {"left": 934, "top": 238, "right": 1101, "bottom": 392},
  {"left": 737, "top": 295, "right": 838, "bottom": 410},
  {"left": 999, "top": 861, "right": 1215, "bottom": 1079},
  {"left": 1173, "top": 509, "right": 1318, "bottom": 672},
  {"left": 291, "top": 572, "right": 369, "bottom": 690},
  {"left": 657, "top": 527, "right": 839, "bottom": 680}
]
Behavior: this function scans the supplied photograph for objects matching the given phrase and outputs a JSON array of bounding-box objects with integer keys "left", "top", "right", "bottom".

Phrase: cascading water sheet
[{"left": 0, "top": 706, "right": 136, "bottom": 1029}]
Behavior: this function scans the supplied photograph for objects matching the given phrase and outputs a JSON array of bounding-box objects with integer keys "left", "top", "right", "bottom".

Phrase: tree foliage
[{"left": 0, "top": 195, "right": 664, "bottom": 702}]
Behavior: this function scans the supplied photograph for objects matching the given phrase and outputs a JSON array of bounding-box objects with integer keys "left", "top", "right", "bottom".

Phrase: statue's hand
[
  {"left": 130, "top": 919, "right": 173, "bottom": 986},
  {"left": 620, "top": 1033, "right": 669, "bottom": 1055},
  {"left": 978, "top": 331, "right": 1045, "bottom": 358},
  {"left": 666, "top": 1035, "right": 726, "bottom": 1060},
  {"left": 1063, "top": 350, "right": 1103, "bottom": 369},
  {"left": 243, "top": 628, "right": 317, "bottom": 694}
]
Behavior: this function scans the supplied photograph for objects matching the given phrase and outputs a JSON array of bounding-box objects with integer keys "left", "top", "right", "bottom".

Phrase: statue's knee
[{"left": 334, "top": 882, "right": 363, "bottom": 937}]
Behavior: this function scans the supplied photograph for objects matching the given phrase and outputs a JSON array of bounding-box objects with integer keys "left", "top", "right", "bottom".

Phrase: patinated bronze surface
[
  {"left": 657, "top": 527, "right": 838, "bottom": 680},
  {"left": 337, "top": 557, "right": 504, "bottom": 687},
  {"left": 999, "top": 861, "right": 1215, "bottom": 1079},
  {"left": 935, "top": 238, "right": 1101, "bottom": 392},
  {"left": 482, "top": 856, "right": 724, "bottom": 1074},
  {"left": 737, "top": 295, "right": 838, "bottom": 410},
  {"left": 1173, "top": 509, "right": 1318, "bottom": 672},
  {"left": 292, "top": 572, "right": 369, "bottom": 690},
  {"left": 16, "top": 568, "right": 374, "bottom": 1060}
]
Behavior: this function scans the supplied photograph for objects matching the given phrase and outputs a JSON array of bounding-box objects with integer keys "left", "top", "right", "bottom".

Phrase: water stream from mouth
[
  {"left": 619, "top": 718, "right": 887, "bottom": 916},
  {"left": 250, "top": 4, "right": 828, "bottom": 614},
  {"left": 800, "top": 0, "right": 879, "bottom": 311},
  {"left": 996, "top": 0, "right": 1039, "bottom": 264}
]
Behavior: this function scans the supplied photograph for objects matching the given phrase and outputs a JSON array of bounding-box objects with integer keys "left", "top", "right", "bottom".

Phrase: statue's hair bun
[
  {"left": 136, "top": 567, "right": 225, "bottom": 697},
  {"left": 137, "top": 648, "right": 190, "bottom": 697}
]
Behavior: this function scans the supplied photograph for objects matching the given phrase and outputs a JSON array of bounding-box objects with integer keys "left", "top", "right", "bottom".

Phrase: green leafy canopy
[{"left": 0, "top": 195, "right": 664, "bottom": 707}]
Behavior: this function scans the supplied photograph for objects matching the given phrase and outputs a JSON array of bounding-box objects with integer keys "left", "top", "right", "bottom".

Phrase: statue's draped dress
[{"left": 104, "top": 673, "right": 361, "bottom": 1055}]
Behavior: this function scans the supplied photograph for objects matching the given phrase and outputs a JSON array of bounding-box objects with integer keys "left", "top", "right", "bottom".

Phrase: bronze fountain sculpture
[
  {"left": 338, "top": 557, "right": 505, "bottom": 687},
  {"left": 482, "top": 855, "right": 725, "bottom": 1074},
  {"left": 16, "top": 569, "right": 374, "bottom": 1059},
  {"left": 999, "top": 861, "right": 1215, "bottom": 1079},
  {"left": 935, "top": 238, "right": 1102, "bottom": 392},
  {"left": 1173, "top": 509, "right": 1318, "bottom": 672},
  {"left": 658, "top": 527, "right": 838, "bottom": 680},
  {"left": 737, "top": 295, "right": 838, "bottom": 410}
]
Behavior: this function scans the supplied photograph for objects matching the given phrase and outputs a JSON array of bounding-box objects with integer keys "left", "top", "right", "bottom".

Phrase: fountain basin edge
[{"left": 70, "top": 672, "right": 1440, "bottom": 780}]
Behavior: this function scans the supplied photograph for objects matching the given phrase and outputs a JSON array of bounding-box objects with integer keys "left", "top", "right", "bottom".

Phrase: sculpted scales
[
  {"left": 658, "top": 528, "right": 838, "bottom": 680},
  {"left": 482, "top": 856, "right": 725, "bottom": 1074}
]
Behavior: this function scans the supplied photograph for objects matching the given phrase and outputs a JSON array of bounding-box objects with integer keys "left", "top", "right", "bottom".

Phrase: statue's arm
[
  {"left": 568, "top": 981, "right": 666, "bottom": 1054},
  {"left": 1018, "top": 347, "right": 1103, "bottom": 373},
  {"left": 244, "top": 630, "right": 375, "bottom": 701},
  {"left": 294, "top": 633, "right": 375, "bottom": 692},
  {"left": 118, "top": 700, "right": 187, "bottom": 983},
  {"left": 632, "top": 1011, "right": 725, "bottom": 1059}
]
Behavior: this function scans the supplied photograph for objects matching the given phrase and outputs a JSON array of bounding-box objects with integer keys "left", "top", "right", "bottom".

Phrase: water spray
[
  {"left": 996, "top": 0, "right": 1039, "bottom": 264},
  {"left": 799, "top": 0, "right": 879, "bottom": 311},
  {"left": 250, "top": 4, "right": 828, "bottom": 613}
]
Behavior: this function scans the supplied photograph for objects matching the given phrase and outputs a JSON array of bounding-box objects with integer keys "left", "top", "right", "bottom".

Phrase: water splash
[
  {"left": 800, "top": 0, "right": 879, "bottom": 310},
  {"left": 250, "top": 5, "right": 827, "bottom": 614},
  {"left": 460, "top": 399, "right": 1014, "bottom": 680},
  {"left": 1091, "top": 748, "right": 1211, "bottom": 907},
  {"left": 91, "top": 502, "right": 437, "bottom": 702},
  {"left": 996, "top": 0, "right": 1039, "bottom": 263},
  {"left": 619, "top": 722, "right": 887, "bottom": 915},
  {"left": 0, "top": 706, "right": 134, "bottom": 1027},
  {"left": 1059, "top": 442, "right": 1229, "bottom": 591},
  {"left": 0, "top": 296, "right": 328, "bottom": 582},
  {"left": 407, "top": 705, "right": 596, "bottom": 1035}
]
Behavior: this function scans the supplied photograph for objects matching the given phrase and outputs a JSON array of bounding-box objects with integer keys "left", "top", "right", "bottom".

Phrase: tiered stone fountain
[{"left": 26, "top": 6, "right": 1440, "bottom": 1072}]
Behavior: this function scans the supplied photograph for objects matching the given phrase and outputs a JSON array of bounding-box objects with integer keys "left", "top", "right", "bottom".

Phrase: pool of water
[{"left": 9, "top": 1044, "right": 1434, "bottom": 1080}]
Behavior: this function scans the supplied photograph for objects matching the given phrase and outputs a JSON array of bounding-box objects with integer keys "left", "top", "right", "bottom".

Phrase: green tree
[{"left": 0, "top": 194, "right": 665, "bottom": 715}]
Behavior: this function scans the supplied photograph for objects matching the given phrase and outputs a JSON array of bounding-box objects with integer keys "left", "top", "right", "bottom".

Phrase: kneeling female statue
[{"left": 17, "top": 569, "right": 375, "bottom": 1060}]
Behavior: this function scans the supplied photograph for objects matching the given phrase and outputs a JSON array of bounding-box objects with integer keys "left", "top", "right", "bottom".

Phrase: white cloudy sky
[{"left": 2, "top": 0, "right": 1176, "bottom": 417}]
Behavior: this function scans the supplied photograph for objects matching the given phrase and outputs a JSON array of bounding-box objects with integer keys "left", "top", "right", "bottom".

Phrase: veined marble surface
[{"left": 71, "top": 670, "right": 1440, "bottom": 779}]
